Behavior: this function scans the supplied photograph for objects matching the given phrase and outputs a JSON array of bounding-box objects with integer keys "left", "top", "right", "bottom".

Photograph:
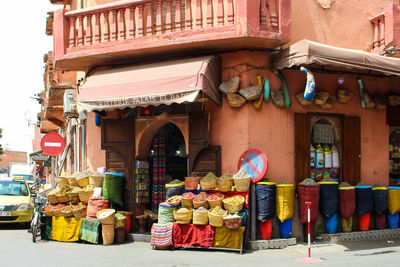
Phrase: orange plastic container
[
  {"left": 119, "top": 211, "right": 132, "bottom": 233},
  {"left": 358, "top": 213, "right": 370, "bottom": 231},
  {"left": 259, "top": 219, "right": 272, "bottom": 240}
]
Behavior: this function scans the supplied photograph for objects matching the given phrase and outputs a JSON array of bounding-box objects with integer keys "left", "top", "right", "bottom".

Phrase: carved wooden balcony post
[
  {"left": 175, "top": 0, "right": 182, "bottom": 31},
  {"left": 196, "top": 0, "right": 203, "bottom": 29},
  {"left": 86, "top": 14, "right": 93, "bottom": 44},
  {"left": 119, "top": 8, "right": 126, "bottom": 40},
  {"left": 77, "top": 15, "right": 84, "bottom": 46},
  {"left": 103, "top": 11, "right": 110, "bottom": 41},
  {"left": 206, "top": 0, "right": 213, "bottom": 27},
  {"left": 267, "top": 0, "right": 278, "bottom": 27},
  {"left": 185, "top": 0, "right": 192, "bottom": 29},
  {"left": 146, "top": 2, "right": 153, "bottom": 35},
  {"left": 156, "top": 0, "right": 163, "bottom": 34},
  {"left": 166, "top": 0, "right": 173, "bottom": 33},
  {"left": 68, "top": 16, "right": 76, "bottom": 47},
  {"left": 137, "top": 4, "right": 144, "bottom": 37},
  {"left": 373, "top": 20, "right": 379, "bottom": 50},
  {"left": 129, "top": 6, "right": 136, "bottom": 38},
  {"left": 111, "top": 9, "right": 118, "bottom": 41},
  {"left": 260, "top": 0, "right": 268, "bottom": 26},
  {"left": 217, "top": 0, "right": 224, "bottom": 26},
  {"left": 94, "top": 13, "right": 101, "bottom": 43},
  {"left": 379, "top": 18, "right": 385, "bottom": 49},
  {"left": 227, "top": 0, "right": 234, "bottom": 24}
]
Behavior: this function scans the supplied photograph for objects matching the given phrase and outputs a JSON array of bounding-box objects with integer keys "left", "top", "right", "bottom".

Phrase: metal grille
[{"left": 313, "top": 123, "right": 334, "bottom": 144}]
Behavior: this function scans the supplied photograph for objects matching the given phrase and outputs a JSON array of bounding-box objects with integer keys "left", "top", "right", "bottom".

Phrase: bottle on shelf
[
  {"left": 324, "top": 144, "right": 332, "bottom": 168},
  {"left": 310, "top": 144, "right": 316, "bottom": 168},
  {"left": 332, "top": 145, "right": 340, "bottom": 168},
  {"left": 315, "top": 143, "right": 324, "bottom": 169}
]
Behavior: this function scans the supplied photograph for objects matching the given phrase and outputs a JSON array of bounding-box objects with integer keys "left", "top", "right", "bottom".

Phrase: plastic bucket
[
  {"left": 259, "top": 219, "right": 272, "bottom": 240},
  {"left": 341, "top": 216, "right": 352, "bottom": 232},
  {"left": 325, "top": 213, "right": 338, "bottom": 234},
  {"left": 374, "top": 213, "right": 386, "bottom": 230},
  {"left": 387, "top": 212, "right": 399, "bottom": 229},
  {"left": 279, "top": 218, "right": 292, "bottom": 238},
  {"left": 119, "top": 211, "right": 132, "bottom": 232},
  {"left": 358, "top": 213, "right": 370, "bottom": 231}
]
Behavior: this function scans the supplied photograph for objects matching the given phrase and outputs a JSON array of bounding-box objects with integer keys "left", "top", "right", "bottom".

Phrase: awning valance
[
  {"left": 77, "top": 56, "right": 221, "bottom": 112},
  {"left": 272, "top": 39, "right": 400, "bottom": 76}
]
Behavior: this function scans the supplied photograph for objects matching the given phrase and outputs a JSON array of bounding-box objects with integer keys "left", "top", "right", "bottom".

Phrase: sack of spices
[
  {"left": 157, "top": 203, "right": 177, "bottom": 224},
  {"left": 217, "top": 174, "right": 233, "bottom": 192},
  {"left": 388, "top": 186, "right": 400, "bottom": 214},
  {"left": 87, "top": 197, "right": 109, "bottom": 219},
  {"left": 372, "top": 185, "right": 388, "bottom": 215},
  {"left": 355, "top": 183, "right": 373, "bottom": 215},
  {"left": 200, "top": 173, "right": 217, "bottom": 191},
  {"left": 165, "top": 179, "right": 184, "bottom": 199},
  {"left": 102, "top": 172, "right": 125, "bottom": 207},
  {"left": 297, "top": 179, "right": 320, "bottom": 223},
  {"left": 338, "top": 182, "right": 355, "bottom": 219},
  {"left": 193, "top": 192, "right": 209, "bottom": 209},
  {"left": 318, "top": 179, "right": 339, "bottom": 218},
  {"left": 256, "top": 182, "right": 276, "bottom": 222},
  {"left": 276, "top": 183, "right": 295, "bottom": 222}
]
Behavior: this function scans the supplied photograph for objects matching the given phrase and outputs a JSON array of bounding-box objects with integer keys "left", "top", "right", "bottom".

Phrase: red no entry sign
[
  {"left": 40, "top": 132, "right": 65, "bottom": 156},
  {"left": 237, "top": 149, "right": 268, "bottom": 183}
]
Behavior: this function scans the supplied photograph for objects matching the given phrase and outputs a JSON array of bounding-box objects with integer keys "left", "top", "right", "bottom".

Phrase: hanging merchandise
[
  {"left": 310, "top": 144, "right": 315, "bottom": 168},
  {"left": 152, "top": 131, "right": 167, "bottom": 212},
  {"left": 323, "top": 144, "right": 332, "bottom": 168},
  {"left": 300, "top": 67, "right": 316, "bottom": 102},
  {"left": 332, "top": 145, "right": 340, "bottom": 168},
  {"left": 135, "top": 161, "right": 150, "bottom": 204},
  {"left": 277, "top": 71, "right": 292, "bottom": 108},
  {"left": 315, "top": 144, "right": 324, "bottom": 169},
  {"left": 263, "top": 77, "right": 270, "bottom": 101}
]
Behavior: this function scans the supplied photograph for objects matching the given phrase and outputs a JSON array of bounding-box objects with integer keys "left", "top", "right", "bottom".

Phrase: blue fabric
[
  {"left": 356, "top": 187, "right": 373, "bottom": 215},
  {"left": 387, "top": 186, "right": 400, "bottom": 190},
  {"left": 355, "top": 185, "right": 372, "bottom": 189},
  {"left": 104, "top": 172, "right": 125, "bottom": 177},
  {"left": 238, "top": 209, "right": 248, "bottom": 226},
  {"left": 319, "top": 183, "right": 339, "bottom": 218},
  {"left": 255, "top": 184, "right": 276, "bottom": 222}
]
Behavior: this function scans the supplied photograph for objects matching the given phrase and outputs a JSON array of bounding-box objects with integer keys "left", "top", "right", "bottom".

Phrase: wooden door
[
  {"left": 342, "top": 116, "right": 361, "bottom": 185},
  {"left": 192, "top": 146, "right": 221, "bottom": 177},
  {"left": 188, "top": 113, "right": 209, "bottom": 174},
  {"left": 294, "top": 113, "right": 311, "bottom": 184}
]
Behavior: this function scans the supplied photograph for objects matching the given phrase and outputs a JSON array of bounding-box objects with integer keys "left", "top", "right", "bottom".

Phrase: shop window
[
  {"left": 390, "top": 127, "right": 400, "bottom": 185},
  {"left": 295, "top": 113, "right": 360, "bottom": 185}
]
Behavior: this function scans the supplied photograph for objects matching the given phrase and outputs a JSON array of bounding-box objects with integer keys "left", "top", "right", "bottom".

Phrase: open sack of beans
[{"left": 297, "top": 179, "right": 320, "bottom": 223}]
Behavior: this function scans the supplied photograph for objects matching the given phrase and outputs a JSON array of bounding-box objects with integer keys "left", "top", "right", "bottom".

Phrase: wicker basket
[
  {"left": 173, "top": 208, "right": 193, "bottom": 224},
  {"left": 207, "top": 198, "right": 223, "bottom": 209},
  {"left": 192, "top": 209, "right": 209, "bottom": 225},
  {"left": 61, "top": 206, "right": 74, "bottom": 217},
  {"left": 208, "top": 208, "right": 228, "bottom": 227},
  {"left": 97, "top": 209, "right": 116, "bottom": 225},
  {"left": 185, "top": 177, "right": 201, "bottom": 191},
  {"left": 222, "top": 195, "right": 245, "bottom": 213},
  {"left": 47, "top": 194, "right": 58, "bottom": 205},
  {"left": 53, "top": 208, "right": 63, "bottom": 217},
  {"left": 217, "top": 178, "right": 233, "bottom": 192},
  {"left": 57, "top": 193, "right": 79, "bottom": 204},
  {"left": 76, "top": 176, "right": 89, "bottom": 188},
  {"left": 165, "top": 196, "right": 182, "bottom": 206},
  {"left": 67, "top": 177, "right": 79, "bottom": 186},
  {"left": 181, "top": 197, "right": 193, "bottom": 208},
  {"left": 56, "top": 177, "right": 69, "bottom": 187},
  {"left": 73, "top": 205, "right": 87, "bottom": 218},
  {"left": 200, "top": 179, "right": 217, "bottom": 191},
  {"left": 89, "top": 174, "right": 104, "bottom": 187},
  {"left": 42, "top": 207, "right": 54, "bottom": 217},
  {"left": 223, "top": 216, "right": 243, "bottom": 230},
  {"left": 233, "top": 177, "right": 251, "bottom": 192},
  {"left": 78, "top": 190, "right": 94, "bottom": 203},
  {"left": 193, "top": 200, "right": 209, "bottom": 209}
]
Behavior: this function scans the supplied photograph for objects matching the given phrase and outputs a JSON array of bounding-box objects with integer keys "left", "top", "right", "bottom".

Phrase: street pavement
[{"left": 0, "top": 224, "right": 399, "bottom": 267}]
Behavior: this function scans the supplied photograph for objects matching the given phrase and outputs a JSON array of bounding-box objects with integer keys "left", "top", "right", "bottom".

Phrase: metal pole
[
  {"left": 51, "top": 156, "right": 55, "bottom": 187},
  {"left": 306, "top": 201, "right": 311, "bottom": 258},
  {"left": 251, "top": 183, "right": 256, "bottom": 241}
]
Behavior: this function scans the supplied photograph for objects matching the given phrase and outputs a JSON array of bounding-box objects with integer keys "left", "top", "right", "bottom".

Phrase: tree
[{"left": 0, "top": 128, "right": 3, "bottom": 155}]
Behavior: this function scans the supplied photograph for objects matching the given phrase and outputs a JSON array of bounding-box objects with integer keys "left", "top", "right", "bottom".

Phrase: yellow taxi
[{"left": 0, "top": 178, "right": 33, "bottom": 224}]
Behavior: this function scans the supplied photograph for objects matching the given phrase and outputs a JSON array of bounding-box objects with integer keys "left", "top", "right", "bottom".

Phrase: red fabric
[
  {"left": 210, "top": 191, "right": 250, "bottom": 209},
  {"left": 86, "top": 197, "right": 109, "bottom": 219},
  {"left": 297, "top": 184, "right": 320, "bottom": 223},
  {"left": 339, "top": 189, "right": 356, "bottom": 218},
  {"left": 173, "top": 223, "right": 215, "bottom": 248}
]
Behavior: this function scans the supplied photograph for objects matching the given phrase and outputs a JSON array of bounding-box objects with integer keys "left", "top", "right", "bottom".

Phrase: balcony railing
[
  {"left": 370, "top": 13, "right": 385, "bottom": 53},
  {"left": 54, "top": 0, "right": 291, "bottom": 70}
]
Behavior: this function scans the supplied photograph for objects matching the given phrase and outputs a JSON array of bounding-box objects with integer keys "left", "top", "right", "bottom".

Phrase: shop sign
[{"left": 40, "top": 133, "right": 65, "bottom": 156}]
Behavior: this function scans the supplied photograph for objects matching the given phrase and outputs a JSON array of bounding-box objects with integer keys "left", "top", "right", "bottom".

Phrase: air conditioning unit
[{"left": 63, "top": 89, "right": 78, "bottom": 118}]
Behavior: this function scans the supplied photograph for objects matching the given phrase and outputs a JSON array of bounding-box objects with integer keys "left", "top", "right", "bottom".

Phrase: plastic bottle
[
  {"left": 324, "top": 144, "right": 332, "bottom": 168},
  {"left": 310, "top": 144, "right": 316, "bottom": 168},
  {"left": 332, "top": 145, "right": 340, "bottom": 168},
  {"left": 315, "top": 144, "right": 324, "bottom": 169}
]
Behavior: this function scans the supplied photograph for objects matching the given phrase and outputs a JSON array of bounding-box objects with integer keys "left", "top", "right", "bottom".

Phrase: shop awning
[
  {"left": 272, "top": 39, "right": 400, "bottom": 76},
  {"left": 77, "top": 56, "right": 221, "bottom": 112}
]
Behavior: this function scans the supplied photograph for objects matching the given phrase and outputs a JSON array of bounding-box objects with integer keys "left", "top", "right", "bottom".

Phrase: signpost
[{"left": 40, "top": 133, "right": 65, "bottom": 186}]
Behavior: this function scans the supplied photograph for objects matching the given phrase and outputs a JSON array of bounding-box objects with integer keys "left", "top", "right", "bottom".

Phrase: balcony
[
  {"left": 370, "top": 3, "right": 400, "bottom": 56},
  {"left": 53, "top": 0, "right": 291, "bottom": 70}
]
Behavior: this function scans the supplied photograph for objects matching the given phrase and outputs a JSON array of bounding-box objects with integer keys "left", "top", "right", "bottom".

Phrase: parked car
[{"left": 0, "top": 177, "right": 33, "bottom": 225}]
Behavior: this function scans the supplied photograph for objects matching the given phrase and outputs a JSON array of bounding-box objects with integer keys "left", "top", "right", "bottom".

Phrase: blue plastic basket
[
  {"left": 279, "top": 217, "right": 292, "bottom": 238},
  {"left": 387, "top": 212, "right": 399, "bottom": 229},
  {"left": 325, "top": 213, "right": 338, "bottom": 234}
]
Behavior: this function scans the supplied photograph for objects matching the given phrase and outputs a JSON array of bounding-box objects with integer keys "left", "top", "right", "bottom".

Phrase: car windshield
[{"left": 0, "top": 181, "right": 29, "bottom": 196}]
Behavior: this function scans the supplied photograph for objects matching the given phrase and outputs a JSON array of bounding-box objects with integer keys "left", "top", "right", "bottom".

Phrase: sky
[{"left": 0, "top": 1, "right": 59, "bottom": 153}]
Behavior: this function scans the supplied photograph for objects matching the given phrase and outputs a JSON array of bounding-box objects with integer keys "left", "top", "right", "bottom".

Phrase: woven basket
[
  {"left": 223, "top": 216, "right": 242, "bottom": 230},
  {"left": 73, "top": 206, "right": 87, "bottom": 218},
  {"left": 97, "top": 209, "right": 116, "bottom": 225},
  {"left": 42, "top": 209, "right": 54, "bottom": 217},
  {"left": 166, "top": 196, "right": 182, "bottom": 206},
  {"left": 173, "top": 208, "right": 193, "bottom": 224},
  {"left": 200, "top": 180, "right": 217, "bottom": 191},
  {"left": 78, "top": 190, "right": 94, "bottom": 203},
  {"left": 181, "top": 197, "right": 193, "bottom": 208},
  {"left": 76, "top": 176, "right": 90, "bottom": 188},
  {"left": 67, "top": 177, "right": 79, "bottom": 186},
  {"left": 193, "top": 209, "right": 209, "bottom": 225},
  {"left": 53, "top": 209, "right": 63, "bottom": 217},
  {"left": 61, "top": 207, "right": 74, "bottom": 217},
  {"left": 234, "top": 177, "right": 251, "bottom": 192},
  {"left": 89, "top": 175, "right": 104, "bottom": 187},
  {"left": 57, "top": 193, "right": 79, "bottom": 204},
  {"left": 222, "top": 195, "right": 245, "bottom": 213},
  {"left": 193, "top": 200, "right": 209, "bottom": 209},
  {"left": 185, "top": 177, "right": 201, "bottom": 191},
  {"left": 207, "top": 198, "right": 223, "bottom": 209},
  {"left": 56, "top": 177, "right": 69, "bottom": 187},
  {"left": 208, "top": 208, "right": 228, "bottom": 227},
  {"left": 217, "top": 179, "right": 233, "bottom": 192},
  {"left": 47, "top": 194, "right": 58, "bottom": 205}
]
